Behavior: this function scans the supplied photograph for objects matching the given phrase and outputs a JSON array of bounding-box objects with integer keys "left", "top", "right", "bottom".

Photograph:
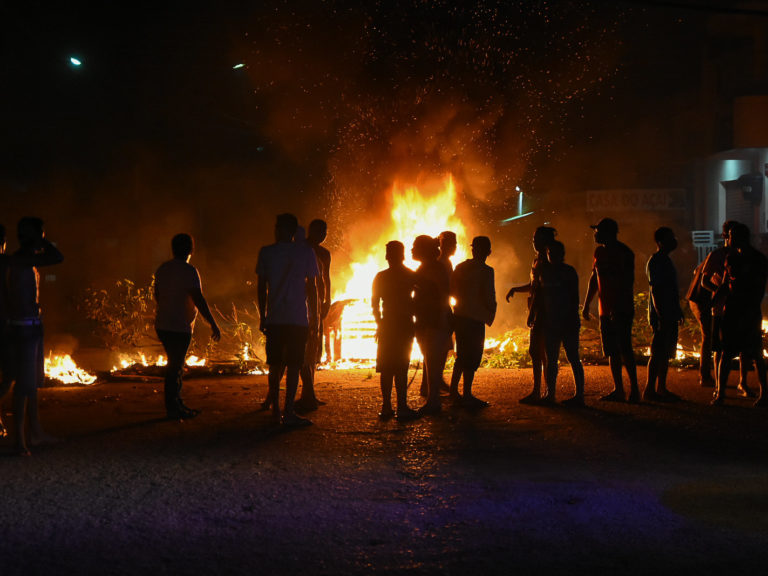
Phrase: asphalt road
[{"left": 1, "top": 366, "right": 767, "bottom": 575}]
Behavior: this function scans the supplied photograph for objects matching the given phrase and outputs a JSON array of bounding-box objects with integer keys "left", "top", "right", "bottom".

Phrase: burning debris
[{"left": 44, "top": 353, "right": 97, "bottom": 386}]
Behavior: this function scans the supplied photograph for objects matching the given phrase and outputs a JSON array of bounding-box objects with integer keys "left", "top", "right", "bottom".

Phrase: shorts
[
  {"left": 265, "top": 324, "right": 309, "bottom": 368},
  {"left": 599, "top": 314, "right": 634, "bottom": 358},
  {"left": 454, "top": 316, "right": 485, "bottom": 372},
  {"left": 376, "top": 323, "right": 414, "bottom": 373},
  {"left": 650, "top": 319, "right": 679, "bottom": 359}
]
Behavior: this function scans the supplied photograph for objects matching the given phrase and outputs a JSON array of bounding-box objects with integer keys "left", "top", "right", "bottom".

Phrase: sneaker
[
  {"left": 396, "top": 407, "right": 419, "bottom": 421},
  {"left": 464, "top": 395, "right": 490, "bottom": 409},
  {"left": 294, "top": 398, "right": 320, "bottom": 414},
  {"left": 417, "top": 402, "right": 442, "bottom": 416},
  {"left": 519, "top": 391, "right": 542, "bottom": 405},
  {"left": 642, "top": 390, "right": 663, "bottom": 402},
  {"left": 561, "top": 395, "right": 585, "bottom": 407},
  {"left": 627, "top": 390, "right": 641, "bottom": 404},
  {"left": 282, "top": 412, "right": 313, "bottom": 427},
  {"left": 600, "top": 390, "right": 625, "bottom": 402},
  {"left": 378, "top": 407, "right": 395, "bottom": 420}
]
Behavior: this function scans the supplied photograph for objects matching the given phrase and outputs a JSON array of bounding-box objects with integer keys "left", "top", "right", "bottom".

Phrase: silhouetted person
[
  {"left": 419, "top": 229, "right": 457, "bottom": 397},
  {"left": 296, "top": 219, "right": 331, "bottom": 413},
  {"left": 412, "top": 235, "right": 451, "bottom": 415},
  {"left": 713, "top": 223, "right": 768, "bottom": 406},
  {"left": 0, "top": 224, "right": 8, "bottom": 438},
  {"left": 372, "top": 241, "right": 418, "bottom": 421},
  {"left": 257, "top": 213, "right": 319, "bottom": 426},
  {"left": 532, "top": 240, "right": 584, "bottom": 406},
  {"left": 449, "top": 236, "right": 496, "bottom": 408},
  {"left": 6, "top": 217, "right": 63, "bottom": 455},
  {"left": 583, "top": 217, "right": 640, "bottom": 403},
  {"left": 154, "top": 233, "right": 221, "bottom": 420},
  {"left": 643, "top": 227, "right": 683, "bottom": 402},
  {"left": 686, "top": 258, "right": 714, "bottom": 388},
  {"left": 700, "top": 220, "right": 753, "bottom": 397},
  {"left": 506, "top": 226, "right": 557, "bottom": 404}
]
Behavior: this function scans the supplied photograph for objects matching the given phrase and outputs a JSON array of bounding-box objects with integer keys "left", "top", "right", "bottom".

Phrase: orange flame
[
  {"left": 334, "top": 175, "right": 468, "bottom": 361},
  {"left": 45, "top": 353, "right": 97, "bottom": 385}
]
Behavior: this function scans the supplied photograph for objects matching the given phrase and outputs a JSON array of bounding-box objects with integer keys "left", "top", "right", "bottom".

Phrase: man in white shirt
[
  {"left": 154, "top": 233, "right": 221, "bottom": 420},
  {"left": 257, "top": 213, "right": 319, "bottom": 426}
]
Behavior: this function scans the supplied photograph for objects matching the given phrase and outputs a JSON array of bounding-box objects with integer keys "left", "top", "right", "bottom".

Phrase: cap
[{"left": 590, "top": 217, "right": 618, "bottom": 236}]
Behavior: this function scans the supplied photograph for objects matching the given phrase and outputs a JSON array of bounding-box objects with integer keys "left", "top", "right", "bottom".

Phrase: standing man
[
  {"left": 449, "top": 236, "right": 496, "bottom": 408},
  {"left": 534, "top": 240, "right": 585, "bottom": 406},
  {"left": 412, "top": 235, "right": 452, "bottom": 415},
  {"left": 582, "top": 217, "right": 640, "bottom": 403},
  {"left": 713, "top": 223, "right": 768, "bottom": 406},
  {"left": 0, "top": 224, "right": 9, "bottom": 438},
  {"left": 296, "top": 219, "right": 331, "bottom": 413},
  {"left": 257, "top": 213, "right": 319, "bottom": 426},
  {"left": 644, "top": 227, "right": 683, "bottom": 402},
  {"left": 506, "top": 226, "right": 557, "bottom": 404},
  {"left": 154, "top": 233, "right": 221, "bottom": 420},
  {"left": 700, "top": 220, "right": 753, "bottom": 397},
  {"left": 6, "top": 217, "right": 63, "bottom": 455},
  {"left": 372, "top": 240, "right": 418, "bottom": 421}
]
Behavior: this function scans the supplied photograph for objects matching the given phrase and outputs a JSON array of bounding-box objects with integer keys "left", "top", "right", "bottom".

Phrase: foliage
[{"left": 79, "top": 279, "right": 155, "bottom": 350}]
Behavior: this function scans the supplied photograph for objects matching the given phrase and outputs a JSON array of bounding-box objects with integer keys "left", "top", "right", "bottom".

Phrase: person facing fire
[
  {"left": 582, "top": 217, "right": 640, "bottom": 403},
  {"left": 419, "top": 229, "right": 457, "bottom": 397},
  {"left": 296, "top": 219, "right": 331, "bottom": 413},
  {"left": 530, "top": 240, "right": 584, "bottom": 406},
  {"left": 257, "top": 213, "right": 319, "bottom": 426},
  {"left": 699, "top": 220, "right": 754, "bottom": 398},
  {"left": 643, "top": 227, "right": 683, "bottom": 402},
  {"left": 712, "top": 222, "right": 768, "bottom": 406},
  {"left": 449, "top": 236, "right": 496, "bottom": 408},
  {"left": 412, "top": 235, "right": 452, "bottom": 415},
  {"left": 6, "top": 217, "right": 63, "bottom": 455},
  {"left": 505, "top": 225, "right": 557, "bottom": 404},
  {"left": 154, "top": 233, "right": 221, "bottom": 421},
  {"left": 372, "top": 240, "right": 418, "bottom": 421}
]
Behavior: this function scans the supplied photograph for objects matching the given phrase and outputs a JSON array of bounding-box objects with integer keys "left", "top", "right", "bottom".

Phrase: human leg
[
  {"left": 520, "top": 324, "right": 545, "bottom": 403},
  {"left": 379, "top": 369, "right": 394, "bottom": 418},
  {"left": 157, "top": 330, "right": 193, "bottom": 417},
  {"left": 562, "top": 329, "right": 584, "bottom": 405}
]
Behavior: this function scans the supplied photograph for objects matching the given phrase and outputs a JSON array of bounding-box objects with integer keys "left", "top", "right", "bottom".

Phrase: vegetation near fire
[{"left": 79, "top": 279, "right": 266, "bottom": 371}]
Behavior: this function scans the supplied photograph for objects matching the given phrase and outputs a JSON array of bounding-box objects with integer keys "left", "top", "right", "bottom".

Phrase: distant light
[
  {"left": 515, "top": 186, "right": 521, "bottom": 192},
  {"left": 232, "top": 63, "right": 245, "bottom": 69},
  {"left": 500, "top": 211, "right": 535, "bottom": 224},
  {"left": 69, "top": 57, "right": 82, "bottom": 67}
]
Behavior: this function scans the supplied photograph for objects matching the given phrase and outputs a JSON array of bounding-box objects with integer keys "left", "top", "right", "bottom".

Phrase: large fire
[{"left": 331, "top": 175, "right": 469, "bottom": 362}]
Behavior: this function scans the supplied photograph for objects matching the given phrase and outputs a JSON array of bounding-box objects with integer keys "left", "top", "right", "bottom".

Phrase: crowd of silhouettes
[{"left": 0, "top": 212, "right": 766, "bottom": 453}]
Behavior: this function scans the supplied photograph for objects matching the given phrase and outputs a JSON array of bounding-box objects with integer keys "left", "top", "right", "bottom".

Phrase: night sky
[{"left": 2, "top": 0, "right": 766, "bottom": 332}]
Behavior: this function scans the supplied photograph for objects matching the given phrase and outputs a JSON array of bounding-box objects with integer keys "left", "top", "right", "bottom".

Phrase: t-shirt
[
  {"left": 593, "top": 240, "right": 635, "bottom": 318},
  {"left": 451, "top": 258, "right": 496, "bottom": 326},
  {"left": 372, "top": 265, "right": 416, "bottom": 330},
  {"left": 256, "top": 241, "right": 320, "bottom": 327},
  {"left": 646, "top": 251, "right": 682, "bottom": 326},
  {"left": 537, "top": 262, "right": 580, "bottom": 330},
  {"left": 413, "top": 260, "right": 451, "bottom": 330},
  {"left": 154, "top": 258, "right": 203, "bottom": 333}
]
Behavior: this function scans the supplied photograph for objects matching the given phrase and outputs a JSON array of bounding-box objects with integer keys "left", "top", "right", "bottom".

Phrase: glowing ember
[
  {"left": 45, "top": 353, "right": 97, "bottom": 385},
  {"left": 111, "top": 353, "right": 206, "bottom": 372},
  {"left": 334, "top": 175, "right": 468, "bottom": 362}
]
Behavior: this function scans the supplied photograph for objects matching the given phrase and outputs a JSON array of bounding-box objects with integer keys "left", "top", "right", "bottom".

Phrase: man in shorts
[
  {"left": 257, "top": 213, "right": 319, "bottom": 426},
  {"left": 449, "top": 236, "right": 496, "bottom": 408},
  {"left": 583, "top": 217, "right": 640, "bottom": 403},
  {"left": 372, "top": 240, "right": 418, "bottom": 421},
  {"left": 643, "top": 227, "right": 683, "bottom": 402}
]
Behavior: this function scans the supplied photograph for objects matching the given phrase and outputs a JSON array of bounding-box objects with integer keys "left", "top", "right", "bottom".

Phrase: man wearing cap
[{"left": 583, "top": 217, "right": 640, "bottom": 403}]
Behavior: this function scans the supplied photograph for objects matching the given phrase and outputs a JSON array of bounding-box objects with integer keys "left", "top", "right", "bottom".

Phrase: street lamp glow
[
  {"left": 232, "top": 63, "right": 245, "bottom": 69},
  {"left": 69, "top": 57, "right": 82, "bottom": 67}
]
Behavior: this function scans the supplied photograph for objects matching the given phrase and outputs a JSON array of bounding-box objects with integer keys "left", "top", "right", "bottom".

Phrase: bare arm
[
  {"left": 191, "top": 287, "right": 221, "bottom": 341},
  {"left": 13, "top": 239, "right": 64, "bottom": 268},
  {"left": 306, "top": 276, "right": 319, "bottom": 332},
  {"left": 257, "top": 276, "right": 268, "bottom": 333},
  {"left": 582, "top": 269, "right": 598, "bottom": 320},
  {"left": 505, "top": 281, "right": 531, "bottom": 302}
]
